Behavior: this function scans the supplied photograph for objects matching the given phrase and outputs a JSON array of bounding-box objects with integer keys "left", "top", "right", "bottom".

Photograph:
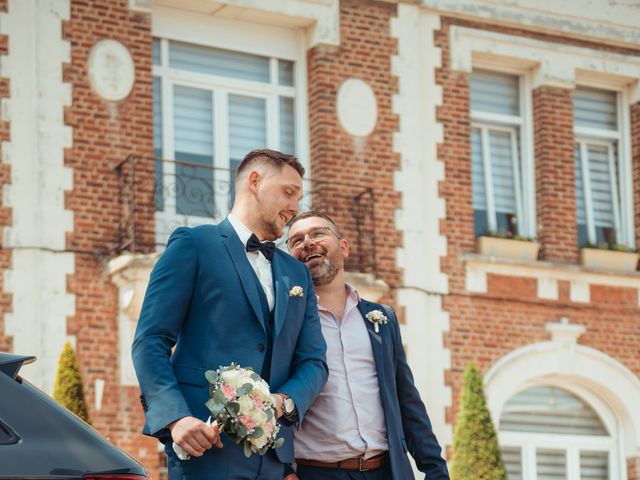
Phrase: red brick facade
[
  {"left": 2, "top": 1, "right": 640, "bottom": 478},
  {"left": 436, "top": 15, "right": 640, "bottom": 476},
  {"left": 62, "top": 0, "right": 157, "bottom": 475},
  {"left": 0, "top": 0, "right": 12, "bottom": 354},
  {"left": 307, "top": 0, "right": 401, "bottom": 307}
]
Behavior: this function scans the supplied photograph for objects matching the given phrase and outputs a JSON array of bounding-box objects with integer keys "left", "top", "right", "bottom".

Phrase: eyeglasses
[{"left": 287, "top": 226, "right": 339, "bottom": 250}]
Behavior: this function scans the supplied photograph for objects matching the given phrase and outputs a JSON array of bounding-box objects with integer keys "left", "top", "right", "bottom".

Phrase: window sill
[
  {"left": 476, "top": 236, "right": 540, "bottom": 262},
  {"left": 579, "top": 248, "right": 639, "bottom": 273}
]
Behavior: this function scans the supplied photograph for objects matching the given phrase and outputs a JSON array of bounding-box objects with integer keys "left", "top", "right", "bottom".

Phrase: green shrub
[
  {"left": 53, "top": 342, "right": 91, "bottom": 424},
  {"left": 451, "top": 362, "right": 507, "bottom": 480}
]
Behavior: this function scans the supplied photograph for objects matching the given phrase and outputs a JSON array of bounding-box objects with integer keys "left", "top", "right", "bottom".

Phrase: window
[
  {"left": 470, "top": 70, "right": 533, "bottom": 238},
  {"left": 153, "top": 38, "right": 300, "bottom": 239},
  {"left": 574, "top": 87, "right": 631, "bottom": 249},
  {"left": 499, "top": 386, "right": 615, "bottom": 480}
]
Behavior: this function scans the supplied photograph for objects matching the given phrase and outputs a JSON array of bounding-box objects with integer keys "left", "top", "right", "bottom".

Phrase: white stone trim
[
  {"left": 0, "top": 0, "right": 74, "bottom": 394},
  {"left": 391, "top": 4, "right": 452, "bottom": 456},
  {"left": 463, "top": 254, "right": 640, "bottom": 305},
  {"left": 107, "top": 253, "right": 159, "bottom": 386},
  {"left": 449, "top": 26, "right": 640, "bottom": 100},
  {"left": 153, "top": 0, "right": 339, "bottom": 47},
  {"left": 423, "top": 0, "right": 640, "bottom": 49},
  {"left": 485, "top": 338, "right": 640, "bottom": 460}
]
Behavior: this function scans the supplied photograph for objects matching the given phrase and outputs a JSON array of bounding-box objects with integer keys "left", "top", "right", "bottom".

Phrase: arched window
[{"left": 499, "top": 386, "right": 614, "bottom": 479}]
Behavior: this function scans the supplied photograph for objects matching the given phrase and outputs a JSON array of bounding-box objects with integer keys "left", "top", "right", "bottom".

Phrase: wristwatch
[{"left": 283, "top": 396, "right": 295, "bottom": 416}]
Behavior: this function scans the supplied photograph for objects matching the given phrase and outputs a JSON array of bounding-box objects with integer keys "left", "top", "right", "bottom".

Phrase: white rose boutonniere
[
  {"left": 366, "top": 309, "right": 388, "bottom": 333},
  {"left": 289, "top": 286, "right": 304, "bottom": 297}
]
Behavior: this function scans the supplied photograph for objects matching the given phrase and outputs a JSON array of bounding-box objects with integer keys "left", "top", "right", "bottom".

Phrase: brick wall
[
  {"left": 533, "top": 86, "right": 578, "bottom": 262},
  {"left": 630, "top": 456, "right": 640, "bottom": 480},
  {"left": 0, "top": 0, "right": 12, "bottom": 353},
  {"left": 306, "top": 0, "right": 401, "bottom": 307},
  {"left": 62, "top": 0, "right": 157, "bottom": 475},
  {"left": 435, "top": 18, "right": 640, "bottom": 479}
]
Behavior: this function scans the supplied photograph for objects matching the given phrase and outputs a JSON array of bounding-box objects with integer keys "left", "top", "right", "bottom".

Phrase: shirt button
[{"left": 257, "top": 343, "right": 265, "bottom": 352}]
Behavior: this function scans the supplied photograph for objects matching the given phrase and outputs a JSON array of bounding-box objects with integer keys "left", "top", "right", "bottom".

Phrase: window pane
[
  {"left": 500, "top": 386, "right": 608, "bottom": 435},
  {"left": 173, "top": 85, "right": 214, "bottom": 217},
  {"left": 580, "top": 451, "right": 608, "bottom": 480},
  {"left": 228, "top": 94, "right": 267, "bottom": 205},
  {"left": 588, "top": 144, "right": 616, "bottom": 230},
  {"left": 471, "top": 70, "right": 519, "bottom": 116},
  {"left": 490, "top": 129, "right": 518, "bottom": 218},
  {"left": 503, "top": 447, "right": 523, "bottom": 480},
  {"left": 169, "top": 41, "right": 270, "bottom": 83},
  {"left": 152, "top": 38, "right": 161, "bottom": 66},
  {"left": 278, "top": 59, "right": 294, "bottom": 86},
  {"left": 537, "top": 449, "right": 566, "bottom": 480},
  {"left": 574, "top": 87, "right": 617, "bottom": 131},
  {"left": 153, "top": 77, "right": 163, "bottom": 211},
  {"left": 279, "top": 96, "right": 296, "bottom": 154}
]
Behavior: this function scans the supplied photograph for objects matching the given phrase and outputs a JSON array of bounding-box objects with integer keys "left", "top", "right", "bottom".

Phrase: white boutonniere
[
  {"left": 366, "top": 310, "right": 388, "bottom": 333},
  {"left": 289, "top": 286, "right": 304, "bottom": 297}
]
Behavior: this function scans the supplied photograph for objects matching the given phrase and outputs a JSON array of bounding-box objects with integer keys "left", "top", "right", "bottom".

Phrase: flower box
[
  {"left": 476, "top": 236, "right": 540, "bottom": 262},
  {"left": 579, "top": 248, "right": 639, "bottom": 272}
]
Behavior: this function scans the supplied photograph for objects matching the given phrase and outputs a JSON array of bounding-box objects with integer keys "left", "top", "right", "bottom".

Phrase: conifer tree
[
  {"left": 53, "top": 341, "right": 91, "bottom": 424},
  {"left": 451, "top": 362, "right": 507, "bottom": 480}
]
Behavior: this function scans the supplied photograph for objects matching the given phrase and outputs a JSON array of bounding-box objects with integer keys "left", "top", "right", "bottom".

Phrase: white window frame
[
  {"left": 498, "top": 383, "right": 622, "bottom": 480},
  {"left": 470, "top": 70, "right": 536, "bottom": 238},
  {"left": 574, "top": 85, "right": 634, "bottom": 248},
  {"left": 152, "top": 9, "right": 309, "bottom": 244}
]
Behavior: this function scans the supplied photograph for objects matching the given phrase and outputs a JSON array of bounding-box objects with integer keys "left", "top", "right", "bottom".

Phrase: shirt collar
[
  {"left": 318, "top": 283, "right": 360, "bottom": 313},
  {"left": 227, "top": 213, "right": 254, "bottom": 248}
]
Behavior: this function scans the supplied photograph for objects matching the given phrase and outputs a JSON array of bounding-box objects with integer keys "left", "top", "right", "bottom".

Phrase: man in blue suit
[
  {"left": 132, "top": 149, "right": 328, "bottom": 480},
  {"left": 285, "top": 212, "right": 450, "bottom": 480}
]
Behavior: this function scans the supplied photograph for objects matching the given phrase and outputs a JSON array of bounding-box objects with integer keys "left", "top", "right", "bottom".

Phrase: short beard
[{"left": 310, "top": 259, "right": 341, "bottom": 287}]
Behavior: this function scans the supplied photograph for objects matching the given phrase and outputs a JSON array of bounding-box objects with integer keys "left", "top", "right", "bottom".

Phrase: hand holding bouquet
[{"left": 173, "top": 364, "right": 284, "bottom": 460}]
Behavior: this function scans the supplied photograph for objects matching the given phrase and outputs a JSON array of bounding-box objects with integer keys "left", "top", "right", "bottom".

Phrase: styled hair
[
  {"left": 289, "top": 210, "right": 341, "bottom": 237},
  {"left": 236, "top": 148, "right": 305, "bottom": 180}
]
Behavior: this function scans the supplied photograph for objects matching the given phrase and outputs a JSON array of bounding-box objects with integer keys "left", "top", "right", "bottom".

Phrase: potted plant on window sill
[
  {"left": 579, "top": 243, "right": 639, "bottom": 273},
  {"left": 476, "top": 231, "right": 540, "bottom": 262}
]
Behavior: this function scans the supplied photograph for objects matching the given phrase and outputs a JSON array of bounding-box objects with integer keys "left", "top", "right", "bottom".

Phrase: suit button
[{"left": 257, "top": 343, "right": 265, "bottom": 352}]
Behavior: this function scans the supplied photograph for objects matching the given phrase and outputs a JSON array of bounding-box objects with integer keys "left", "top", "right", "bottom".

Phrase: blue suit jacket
[
  {"left": 132, "top": 220, "right": 328, "bottom": 472},
  {"left": 356, "top": 299, "right": 449, "bottom": 480}
]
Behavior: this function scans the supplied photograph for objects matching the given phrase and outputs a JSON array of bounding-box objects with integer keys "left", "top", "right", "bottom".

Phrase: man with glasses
[
  {"left": 284, "top": 211, "right": 450, "bottom": 480},
  {"left": 132, "top": 150, "right": 328, "bottom": 480}
]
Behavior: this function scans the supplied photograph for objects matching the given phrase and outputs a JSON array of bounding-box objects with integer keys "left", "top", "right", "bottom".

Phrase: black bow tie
[{"left": 246, "top": 233, "right": 276, "bottom": 261}]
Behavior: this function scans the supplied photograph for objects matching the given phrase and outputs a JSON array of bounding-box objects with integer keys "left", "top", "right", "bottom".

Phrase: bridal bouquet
[{"left": 173, "top": 364, "right": 284, "bottom": 460}]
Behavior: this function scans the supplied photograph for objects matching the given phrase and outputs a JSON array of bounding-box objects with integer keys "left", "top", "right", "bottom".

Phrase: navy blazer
[
  {"left": 132, "top": 220, "right": 328, "bottom": 471},
  {"left": 356, "top": 299, "right": 449, "bottom": 480}
]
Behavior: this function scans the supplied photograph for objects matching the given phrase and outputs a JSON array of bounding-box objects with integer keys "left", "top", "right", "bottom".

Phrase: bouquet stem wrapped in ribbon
[{"left": 173, "top": 364, "right": 284, "bottom": 460}]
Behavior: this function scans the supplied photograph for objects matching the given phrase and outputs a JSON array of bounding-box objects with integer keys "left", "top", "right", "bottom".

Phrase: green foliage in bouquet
[
  {"left": 53, "top": 341, "right": 91, "bottom": 424},
  {"left": 451, "top": 362, "right": 506, "bottom": 480}
]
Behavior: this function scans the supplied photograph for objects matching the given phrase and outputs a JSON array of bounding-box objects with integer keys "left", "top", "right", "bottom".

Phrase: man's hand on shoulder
[{"left": 169, "top": 416, "right": 223, "bottom": 457}]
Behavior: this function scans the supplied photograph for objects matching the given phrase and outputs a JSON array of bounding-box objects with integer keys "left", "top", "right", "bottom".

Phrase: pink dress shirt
[{"left": 294, "top": 285, "right": 388, "bottom": 461}]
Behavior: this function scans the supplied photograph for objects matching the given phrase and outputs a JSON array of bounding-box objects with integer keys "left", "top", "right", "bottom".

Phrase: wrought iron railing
[{"left": 115, "top": 155, "right": 377, "bottom": 275}]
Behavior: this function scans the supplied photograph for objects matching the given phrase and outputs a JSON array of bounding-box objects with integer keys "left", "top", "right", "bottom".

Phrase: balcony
[{"left": 114, "top": 155, "right": 378, "bottom": 275}]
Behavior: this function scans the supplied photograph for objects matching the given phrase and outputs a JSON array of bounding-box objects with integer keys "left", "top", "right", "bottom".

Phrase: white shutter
[
  {"left": 173, "top": 85, "right": 214, "bottom": 217},
  {"left": 490, "top": 129, "right": 518, "bottom": 216},
  {"left": 503, "top": 447, "right": 523, "bottom": 480},
  {"left": 580, "top": 451, "right": 608, "bottom": 480},
  {"left": 588, "top": 144, "right": 616, "bottom": 229},
  {"left": 279, "top": 96, "right": 295, "bottom": 155},
  {"left": 169, "top": 41, "right": 270, "bottom": 83},
  {"left": 471, "top": 127, "right": 486, "bottom": 210},
  {"left": 536, "top": 449, "right": 566, "bottom": 480},
  {"left": 500, "top": 386, "right": 608, "bottom": 436},
  {"left": 470, "top": 70, "right": 519, "bottom": 116},
  {"left": 228, "top": 94, "right": 266, "bottom": 171},
  {"left": 574, "top": 87, "right": 617, "bottom": 131}
]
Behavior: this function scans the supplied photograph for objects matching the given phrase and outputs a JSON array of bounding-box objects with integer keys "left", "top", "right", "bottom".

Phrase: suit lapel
[
  {"left": 272, "top": 252, "right": 289, "bottom": 337},
  {"left": 220, "top": 219, "right": 266, "bottom": 332},
  {"left": 357, "top": 300, "right": 386, "bottom": 387}
]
